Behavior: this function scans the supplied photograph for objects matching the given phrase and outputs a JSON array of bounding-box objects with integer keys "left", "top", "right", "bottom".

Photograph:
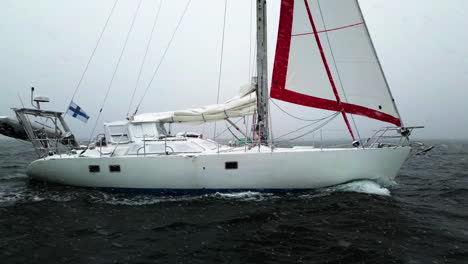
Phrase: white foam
[
  {"left": 90, "top": 191, "right": 276, "bottom": 205},
  {"left": 209, "top": 191, "right": 273, "bottom": 201},
  {"left": 333, "top": 180, "right": 391, "bottom": 196},
  {"left": 0, "top": 185, "right": 78, "bottom": 205},
  {"left": 0, "top": 181, "right": 390, "bottom": 207},
  {"left": 0, "top": 191, "right": 24, "bottom": 204},
  {"left": 89, "top": 192, "right": 201, "bottom": 206},
  {"left": 299, "top": 180, "right": 391, "bottom": 199}
]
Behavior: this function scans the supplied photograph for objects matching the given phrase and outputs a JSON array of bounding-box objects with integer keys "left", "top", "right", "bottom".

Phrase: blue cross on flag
[{"left": 66, "top": 101, "right": 90, "bottom": 123}]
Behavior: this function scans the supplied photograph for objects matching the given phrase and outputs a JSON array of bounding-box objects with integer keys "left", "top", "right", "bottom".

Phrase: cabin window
[
  {"left": 109, "top": 165, "right": 121, "bottom": 172},
  {"left": 89, "top": 165, "right": 100, "bottom": 173},
  {"left": 225, "top": 161, "right": 238, "bottom": 170},
  {"left": 132, "top": 123, "right": 156, "bottom": 138},
  {"left": 107, "top": 125, "right": 129, "bottom": 143}
]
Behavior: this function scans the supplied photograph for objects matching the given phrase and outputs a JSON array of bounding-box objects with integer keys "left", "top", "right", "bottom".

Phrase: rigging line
[
  {"left": 303, "top": 0, "right": 355, "bottom": 140},
  {"left": 17, "top": 92, "right": 25, "bottom": 108},
  {"left": 226, "top": 123, "right": 239, "bottom": 140},
  {"left": 213, "top": 0, "right": 229, "bottom": 139},
  {"left": 251, "top": 42, "right": 257, "bottom": 78},
  {"left": 274, "top": 111, "right": 340, "bottom": 143},
  {"left": 316, "top": 0, "right": 363, "bottom": 146},
  {"left": 126, "top": 0, "right": 164, "bottom": 117},
  {"left": 244, "top": 115, "right": 249, "bottom": 141},
  {"left": 88, "top": 0, "right": 143, "bottom": 143},
  {"left": 133, "top": 0, "right": 192, "bottom": 116},
  {"left": 268, "top": 100, "right": 274, "bottom": 146},
  {"left": 67, "top": 0, "right": 119, "bottom": 110},
  {"left": 274, "top": 111, "right": 340, "bottom": 141},
  {"left": 248, "top": 0, "right": 254, "bottom": 82},
  {"left": 270, "top": 98, "right": 336, "bottom": 122},
  {"left": 291, "top": 22, "right": 363, "bottom": 37},
  {"left": 214, "top": 118, "right": 243, "bottom": 140}
]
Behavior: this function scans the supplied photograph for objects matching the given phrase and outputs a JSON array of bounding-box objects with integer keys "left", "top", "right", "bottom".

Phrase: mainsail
[
  {"left": 132, "top": 85, "right": 256, "bottom": 124},
  {"left": 271, "top": 0, "right": 402, "bottom": 133}
]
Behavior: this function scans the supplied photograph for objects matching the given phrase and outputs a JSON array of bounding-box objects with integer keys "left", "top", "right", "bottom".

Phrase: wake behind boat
[{"left": 2, "top": 0, "right": 423, "bottom": 194}]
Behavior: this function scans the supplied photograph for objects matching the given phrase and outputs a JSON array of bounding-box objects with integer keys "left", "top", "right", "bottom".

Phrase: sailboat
[{"left": 4, "top": 0, "right": 421, "bottom": 194}]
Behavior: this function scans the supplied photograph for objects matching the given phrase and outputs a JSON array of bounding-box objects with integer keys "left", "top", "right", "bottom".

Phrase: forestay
[
  {"left": 271, "top": 0, "right": 402, "bottom": 127},
  {"left": 132, "top": 85, "right": 256, "bottom": 124}
]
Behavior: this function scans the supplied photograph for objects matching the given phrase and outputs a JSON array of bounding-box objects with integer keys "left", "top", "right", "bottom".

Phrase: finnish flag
[{"left": 66, "top": 101, "right": 90, "bottom": 123}]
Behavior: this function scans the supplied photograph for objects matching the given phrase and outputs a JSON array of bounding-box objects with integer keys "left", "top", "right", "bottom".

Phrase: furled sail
[
  {"left": 271, "top": 0, "right": 402, "bottom": 127},
  {"left": 132, "top": 85, "right": 256, "bottom": 124}
]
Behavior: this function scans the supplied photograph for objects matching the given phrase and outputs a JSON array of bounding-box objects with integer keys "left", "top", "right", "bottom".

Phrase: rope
[
  {"left": 274, "top": 111, "right": 340, "bottom": 142},
  {"left": 270, "top": 98, "right": 336, "bottom": 122},
  {"left": 126, "top": 0, "right": 164, "bottom": 117},
  {"left": 133, "top": 0, "right": 192, "bottom": 116},
  {"left": 251, "top": 43, "right": 257, "bottom": 78},
  {"left": 248, "top": 0, "right": 254, "bottom": 83},
  {"left": 214, "top": 118, "right": 243, "bottom": 140},
  {"left": 226, "top": 124, "right": 239, "bottom": 140},
  {"left": 316, "top": 0, "right": 363, "bottom": 145},
  {"left": 268, "top": 99, "right": 274, "bottom": 146},
  {"left": 88, "top": 0, "right": 143, "bottom": 143},
  {"left": 67, "top": 0, "right": 119, "bottom": 110},
  {"left": 213, "top": 0, "right": 229, "bottom": 138}
]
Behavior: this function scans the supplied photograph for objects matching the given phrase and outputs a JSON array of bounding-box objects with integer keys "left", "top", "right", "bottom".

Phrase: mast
[{"left": 255, "top": 0, "right": 270, "bottom": 144}]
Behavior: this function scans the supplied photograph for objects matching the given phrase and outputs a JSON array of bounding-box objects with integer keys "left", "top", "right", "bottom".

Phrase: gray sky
[{"left": 1, "top": 0, "right": 467, "bottom": 141}]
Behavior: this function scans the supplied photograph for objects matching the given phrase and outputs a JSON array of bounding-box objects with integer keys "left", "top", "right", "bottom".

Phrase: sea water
[{"left": 0, "top": 137, "right": 467, "bottom": 263}]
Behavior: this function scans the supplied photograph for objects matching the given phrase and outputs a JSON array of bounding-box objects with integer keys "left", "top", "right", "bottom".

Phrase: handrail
[
  {"left": 364, "top": 126, "right": 424, "bottom": 148},
  {"left": 131, "top": 150, "right": 201, "bottom": 156}
]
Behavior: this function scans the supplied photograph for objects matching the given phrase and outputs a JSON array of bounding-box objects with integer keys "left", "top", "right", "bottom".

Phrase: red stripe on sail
[
  {"left": 292, "top": 22, "right": 364, "bottom": 37},
  {"left": 303, "top": 0, "right": 341, "bottom": 103},
  {"left": 270, "top": 88, "right": 402, "bottom": 127},
  {"left": 304, "top": 0, "right": 356, "bottom": 139},
  {"left": 341, "top": 112, "right": 355, "bottom": 139},
  {"left": 271, "top": 0, "right": 294, "bottom": 94}
]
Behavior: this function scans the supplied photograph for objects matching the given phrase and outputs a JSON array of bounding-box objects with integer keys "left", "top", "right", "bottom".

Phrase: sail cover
[
  {"left": 271, "top": 0, "right": 402, "bottom": 127},
  {"left": 132, "top": 85, "right": 256, "bottom": 124}
]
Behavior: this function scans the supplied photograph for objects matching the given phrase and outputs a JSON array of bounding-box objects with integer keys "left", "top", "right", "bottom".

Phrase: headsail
[{"left": 271, "top": 0, "right": 402, "bottom": 127}]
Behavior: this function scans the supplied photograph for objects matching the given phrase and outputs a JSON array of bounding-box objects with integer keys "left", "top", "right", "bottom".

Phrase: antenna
[{"left": 30, "top": 87, "right": 50, "bottom": 110}]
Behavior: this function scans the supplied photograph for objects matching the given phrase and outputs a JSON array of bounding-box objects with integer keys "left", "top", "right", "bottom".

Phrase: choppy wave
[
  {"left": 89, "top": 192, "right": 201, "bottom": 206},
  {"left": 0, "top": 188, "right": 79, "bottom": 206},
  {"left": 298, "top": 180, "right": 391, "bottom": 199},
  {"left": 87, "top": 191, "right": 275, "bottom": 205},
  {"left": 0, "top": 190, "right": 44, "bottom": 205},
  {"left": 1, "top": 139, "right": 467, "bottom": 263},
  {"left": 0, "top": 181, "right": 391, "bottom": 207},
  {"left": 333, "top": 180, "right": 391, "bottom": 196},
  {"left": 213, "top": 191, "right": 275, "bottom": 200},
  {"left": 0, "top": 173, "right": 28, "bottom": 181}
]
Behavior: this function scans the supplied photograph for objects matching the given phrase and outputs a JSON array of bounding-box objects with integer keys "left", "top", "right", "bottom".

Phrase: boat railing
[
  {"left": 96, "top": 134, "right": 106, "bottom": 157},
  {"left": 30, "top": 138, "right": 78, "bottom": 157},
  {"left": 364, "top": 126, "right": 424, "bottom": 148},
  {"left": 13, "top": 107, "right": 80, "bottom": 158},
  {"left": 133, "top": 149, "right": 201, "bottom": 156}
]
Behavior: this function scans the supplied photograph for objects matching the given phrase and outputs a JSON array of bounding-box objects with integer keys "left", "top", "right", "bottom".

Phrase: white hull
[{"left": 26, "top": 147, "right": 410, "bottom": 193}]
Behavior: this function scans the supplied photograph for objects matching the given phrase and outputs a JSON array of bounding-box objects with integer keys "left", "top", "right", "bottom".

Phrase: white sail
[
  {"left": 132, "top": 85, "right": 256, "bottom": 124},
  {"left": 271, "top": 0, "right": 402, "bottom": 127}
]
